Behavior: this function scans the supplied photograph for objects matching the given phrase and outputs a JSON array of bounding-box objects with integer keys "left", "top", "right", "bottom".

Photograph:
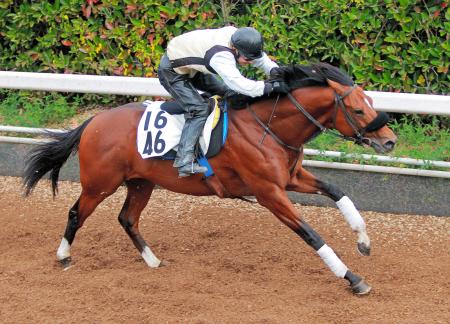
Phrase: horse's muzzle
[{"left": 363, "top": 137, "right": 396, "bottom": 153}]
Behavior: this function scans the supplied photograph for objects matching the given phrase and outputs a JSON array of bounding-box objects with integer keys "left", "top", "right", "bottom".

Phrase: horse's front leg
[
  {"left": 253, "top": 182, "right": 371, "bottom": 294},
  {"left": 287, "top": 167, "right": 370, "bottom": 256}
]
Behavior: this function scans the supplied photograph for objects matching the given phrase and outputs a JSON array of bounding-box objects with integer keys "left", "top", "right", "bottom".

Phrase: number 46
[{"left": 143, "top": 110, "right": 167, "bottom": 154}]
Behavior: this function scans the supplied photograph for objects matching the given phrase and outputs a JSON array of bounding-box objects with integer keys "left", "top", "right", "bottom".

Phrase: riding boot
[{"left": 174, "top": 116, "right": 208, "bottom": 177}]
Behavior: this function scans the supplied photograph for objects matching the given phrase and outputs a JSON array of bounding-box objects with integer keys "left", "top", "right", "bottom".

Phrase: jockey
[{"left": 158, "top": 26, "right": 289, "bottom": 177}]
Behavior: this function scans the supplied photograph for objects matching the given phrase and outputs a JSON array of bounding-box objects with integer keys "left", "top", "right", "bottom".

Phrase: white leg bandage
[
  {"left": 56, "top": 237, "right": 71, "bottom": 260},
  {"left": 317, "top": 244, "right": 348, "bottom": 278},
  {"left": 141, "top": 246, "right": 161, "bottom": 268},
  {"left": 336, "top": 196, "right": 366, "bottom": 232}
]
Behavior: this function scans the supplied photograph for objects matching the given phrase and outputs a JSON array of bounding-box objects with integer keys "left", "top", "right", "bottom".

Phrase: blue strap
[
  {"left": 198, "top": 101, "right": 229, "bottom": 178},
  {"left": 222, "top": 101, "right": 228, "bottom": 145},
  {"left": 198, "top": 155, "right": 214, "bottom": 177}
]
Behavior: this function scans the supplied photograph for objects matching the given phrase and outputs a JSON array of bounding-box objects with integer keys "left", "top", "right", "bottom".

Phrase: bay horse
[{"left": 23, "top": 63, "right": 396, "bottom": 295}]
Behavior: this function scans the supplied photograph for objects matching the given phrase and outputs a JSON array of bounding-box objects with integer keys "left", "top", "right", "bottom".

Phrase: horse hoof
[
  {"left": 159, "top": 260, "right": 170, "bottom": 267},
  {"left": 357, "top": 242, "right": 371, "bottom": 256},
  {"left": 351, "top": 279, "right": 372, "bottom": 295},
  {"left": 59, "top": 257, "right": 72, "bottom": 271}
]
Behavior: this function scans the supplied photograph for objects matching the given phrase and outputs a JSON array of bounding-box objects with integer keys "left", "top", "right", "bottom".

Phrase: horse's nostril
[
  {"left": 362, "top": 138, "right": 372, "bottom": 146},
  {"left": 384, "top": 140, "right": 395, "bottom": 151}
]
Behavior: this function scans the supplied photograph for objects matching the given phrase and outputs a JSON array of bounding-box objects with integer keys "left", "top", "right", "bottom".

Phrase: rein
[
  {"left": 287, "top": 86, "right": 362, "bottom": 143},
  {"left": 248, "top": 85, "right": 389, "bottom": 159},
  {"left": 288, "top": 86, "right": 388, "bottom": 144},
  {"left": 248, "top": 98, "right": 301, "bottom": 153},
  {"left": 247, "top": 95, "right": 302, "bottom": 175},
  {"left": 248, "top": 87, "right": 359, "bottom": 156}
]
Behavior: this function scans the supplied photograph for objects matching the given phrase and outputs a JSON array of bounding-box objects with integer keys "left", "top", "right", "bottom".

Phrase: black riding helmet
[{"left": 230, "top": 27, "right": 264, "bottom": 60}]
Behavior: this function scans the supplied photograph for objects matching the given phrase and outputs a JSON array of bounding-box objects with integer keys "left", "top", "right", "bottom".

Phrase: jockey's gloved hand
[
  {"left": 269, "top": 67, "right": 284, "bottom": 78},
  {"left": 223, "top": 89, "right": 239, "bottom": 98},
  {"left": 263, "top": 80, "right": 290, "bottom": 95}
]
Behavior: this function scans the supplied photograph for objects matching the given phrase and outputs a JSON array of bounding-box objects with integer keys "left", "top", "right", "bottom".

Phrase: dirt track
[{"left": 0, "top": 176, "right": 449, "bottom": 323}]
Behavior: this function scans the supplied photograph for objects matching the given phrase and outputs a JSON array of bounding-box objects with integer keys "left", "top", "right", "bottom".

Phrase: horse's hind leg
[
  {"left": 56, "top": 190, "right": 110, "bottom": 270},
  {"left": 287, "top": 167, "right": 371, "bottom": 256},
  {"left": 118, "top": 179, "right": 161, "bottom": 268}
]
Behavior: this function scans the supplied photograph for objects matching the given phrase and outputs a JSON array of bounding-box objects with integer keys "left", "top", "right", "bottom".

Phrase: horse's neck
[{"left": 251, "top": 86, "right": 335, "bottom": 147}]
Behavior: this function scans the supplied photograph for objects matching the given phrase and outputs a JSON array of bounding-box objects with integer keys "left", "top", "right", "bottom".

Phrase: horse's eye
[{"left": 354, "top": 109, "right": 364, "bottom": 115}]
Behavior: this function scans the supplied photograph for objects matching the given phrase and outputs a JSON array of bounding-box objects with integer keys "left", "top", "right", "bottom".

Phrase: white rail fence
[
  {"left": 0, "top": 72, "right": 449, "bottom": 179},
  {"left": 1, "top": 71, "right": 449, "bottom": 115}
]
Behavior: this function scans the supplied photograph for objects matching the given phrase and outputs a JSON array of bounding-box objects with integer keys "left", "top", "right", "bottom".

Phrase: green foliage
[
  {"left": 0, "top": 90, "right": 77, "bottom": 127},
  {"left": 1, "top": 1, "right": 447, "bottom": 93},
  {"left": 388, "top": 115, "right": 449, "bottom": 161},
  {"left": 229, "top": 0, "right": 449, "bottom": 94},
  {"left": 307, "top": 117, "right": 450, "bottom": 168},
  {"left": 0, "top": 0, "right": 220, "bottom": 76}
]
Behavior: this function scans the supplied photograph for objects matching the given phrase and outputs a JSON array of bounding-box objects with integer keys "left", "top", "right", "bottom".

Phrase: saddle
[
  {"left": 153, "top": 96, "right": 228, "bottom": 160},
  {"left": 138, "top": 97, "right": 238, "bottom": 199}
]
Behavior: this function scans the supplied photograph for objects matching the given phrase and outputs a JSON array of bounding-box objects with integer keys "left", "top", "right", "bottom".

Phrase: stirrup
[{"left": 178, "top": 162, "right": 208, "bottom": 177}]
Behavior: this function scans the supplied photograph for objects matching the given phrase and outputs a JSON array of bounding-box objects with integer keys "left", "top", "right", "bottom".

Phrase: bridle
[
  {"left": 330, "top": 86, "right": 389, "bottom": 144},
  {"left": 247, "top": 85, "right": 389, "bottom": 173},
  {"left": 249, "top": 85, "right": 389, "bottom": 151},
  {"left": 287, "top": 85, "right": 389, "bottom": 145}
]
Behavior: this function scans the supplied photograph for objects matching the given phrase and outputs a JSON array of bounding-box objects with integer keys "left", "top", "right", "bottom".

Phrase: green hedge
[
  {"left": 230, "top": 0, "right": 449, "bottom": 94},
  {"left": 0, "top": 0, "right": 220, "bottom": 76},
  {"left": 0, "top": 0, "right": 448, "bottom": 94}
]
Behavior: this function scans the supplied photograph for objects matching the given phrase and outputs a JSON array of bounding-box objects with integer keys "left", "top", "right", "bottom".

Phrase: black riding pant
[{"left": 157, "top": 54, "right": 229, "bottom": 167}]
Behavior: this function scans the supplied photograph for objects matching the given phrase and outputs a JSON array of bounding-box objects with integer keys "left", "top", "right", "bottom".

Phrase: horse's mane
[
  {"left": 226, "top": 62, "right": 354, "bottom": 109},
  {"left": 272, "top": 62, "right": 354, "bottom": 88}
]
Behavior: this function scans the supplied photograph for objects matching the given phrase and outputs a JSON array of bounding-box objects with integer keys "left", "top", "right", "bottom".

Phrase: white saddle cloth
[{"left": 137, "top": 100, "right": 216, "bottom": 159}]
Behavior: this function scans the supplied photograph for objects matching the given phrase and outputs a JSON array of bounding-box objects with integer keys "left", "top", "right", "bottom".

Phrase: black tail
[{"left": 23, "top": 117, "right": 93, "bottom": 196}]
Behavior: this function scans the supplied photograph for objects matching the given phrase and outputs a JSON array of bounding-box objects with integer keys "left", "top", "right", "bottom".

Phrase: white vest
[{"left": 167, "top": 26, "right": 237, "bottom": 76}]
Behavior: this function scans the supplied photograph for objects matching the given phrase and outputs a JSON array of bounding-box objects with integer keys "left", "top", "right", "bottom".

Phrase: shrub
[
  {"left": 0, "top": 0, "right": 220, "bottom": 77},
  {"left": 0, "top": 90, "right": 77, "bottom": 127},
  {"left": 229, "top": 0, "right": 449, "bottom": 94},
  {"left": 1, "top": 1, "right": 447, "bottom": 93}
]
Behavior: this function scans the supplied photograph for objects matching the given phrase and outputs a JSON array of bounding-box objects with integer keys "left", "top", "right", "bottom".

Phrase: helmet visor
[{"left": 237, "top": 48, "right": 263, "bottom": 60}]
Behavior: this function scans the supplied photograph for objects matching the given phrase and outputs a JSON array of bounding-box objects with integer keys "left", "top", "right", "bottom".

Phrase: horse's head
[{"left": 326, "top": 80, "right": 396, "bottom": 153}]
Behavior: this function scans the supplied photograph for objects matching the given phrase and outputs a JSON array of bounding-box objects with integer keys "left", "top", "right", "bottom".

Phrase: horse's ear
[
  {"left": 365, "top": 93, "right": 373, "bottom": 106},
  {"left": 326, "top": 79, "right": 347, "bottom": 95}
]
